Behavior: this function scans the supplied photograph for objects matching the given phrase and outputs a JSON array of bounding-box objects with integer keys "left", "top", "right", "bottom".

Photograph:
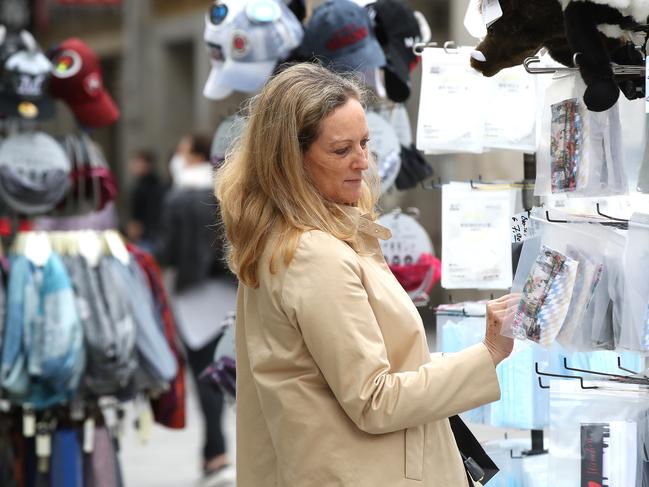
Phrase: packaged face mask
[
  {"left": 621, "top": 213, "right": 649, "bottom": 352},
  {"left": 536, "top": 74, "right": 627, "bottom": 198},
  {"left": 416, "top": 47, "right": 487, "bottom": 154},
  {"left": 441, "top": 183, "right": 514, "bottom": 289},
  {"left": 549, "top": 380, "right": 649, "bottom": 487},
  {"left": 512, "top": 245, "right": 568, "bottom": 343},
  {"left": 536, "top": 257, "right": 579, "bottom": 348},
  {"left": 556, "top": 247, "right": 604, "bottom": 350},
  {"left": 550, "top": 98, "right": 581, "bottom": 193},
  {"left": 483, "top": 65, "right": 538, "bottom": 152}
]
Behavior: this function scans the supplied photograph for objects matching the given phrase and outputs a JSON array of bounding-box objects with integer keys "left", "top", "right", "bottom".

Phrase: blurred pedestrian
[
  {"left": 126, "top": 149, "right": 165, "bottom": 252},
  {"left": 157, "top": 133, "right": 236, "bottom": 487}
]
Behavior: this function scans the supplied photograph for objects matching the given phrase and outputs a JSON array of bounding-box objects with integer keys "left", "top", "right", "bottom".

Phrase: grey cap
[{"left": 0, "top": 132, "right": 71, "bottom": 215}]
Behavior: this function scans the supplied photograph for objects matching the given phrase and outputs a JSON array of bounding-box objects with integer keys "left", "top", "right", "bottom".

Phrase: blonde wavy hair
[{"left": 215, "top": 63, "right": 380, "bottom": 288}]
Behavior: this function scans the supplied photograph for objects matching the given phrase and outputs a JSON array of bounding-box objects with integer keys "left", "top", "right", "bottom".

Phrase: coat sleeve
[{"left": 281, "top": 232, "right": 500, "bottom": 435}]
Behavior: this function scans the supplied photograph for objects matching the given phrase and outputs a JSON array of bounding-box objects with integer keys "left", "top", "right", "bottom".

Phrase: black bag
[{"left": 449, "top": 415, "right": 499, "bottom": 485}]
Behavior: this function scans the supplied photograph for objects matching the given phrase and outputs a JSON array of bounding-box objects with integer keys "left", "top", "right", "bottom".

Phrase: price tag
[
  {"left": 36, "top": 426, "right": 51, "bottom": 458},
  {"left": 511, "top": 211, "right": 531, "bottom": 243},
  {"left": 23, "top": 405, "right": 35, "bottom": 438},
  {"left": 83, "top": 417, "right": 95, "bottom": 454},
  {"left": 482, "top": 0, "right": 503, "bottom": 27}
]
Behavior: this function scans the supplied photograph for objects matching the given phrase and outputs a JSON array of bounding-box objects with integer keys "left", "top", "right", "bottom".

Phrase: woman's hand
[{"left": 483, "top": 294, "right": 518, "bottom": 366}]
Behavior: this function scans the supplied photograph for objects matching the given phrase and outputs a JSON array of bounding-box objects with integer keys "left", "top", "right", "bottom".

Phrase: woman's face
[{"left": 304, "top": 98, "right": 369, "bottom": 205}]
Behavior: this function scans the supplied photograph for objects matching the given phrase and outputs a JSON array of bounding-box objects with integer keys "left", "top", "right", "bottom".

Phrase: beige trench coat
[{"left": 235, "top": 208, "right": 501, "bottom": 486}]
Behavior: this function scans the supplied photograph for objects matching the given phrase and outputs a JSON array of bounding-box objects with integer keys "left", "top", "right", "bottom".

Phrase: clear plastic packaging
[
  {"left": 620, "top": 213, "right": 649, "bottom": 352},
  {"left": 549, "top": 380, "right": 649, "bottom": 487},
  {"left": 416, "top": 47, "right": 486, "bottom": 154},
  {"left": 502, "top": 210, "right": 613, "bottom": 351},
  {"left": 536, "top": 73, "right": 627, "bottom": 198}
]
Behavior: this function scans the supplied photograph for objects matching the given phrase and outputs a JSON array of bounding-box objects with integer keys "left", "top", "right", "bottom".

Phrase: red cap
[{"left": 49, "top": 38, "right": 119, "bottom": 128}]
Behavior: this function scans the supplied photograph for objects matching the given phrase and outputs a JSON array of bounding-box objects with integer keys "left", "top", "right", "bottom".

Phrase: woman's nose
[{"left": 352, "top": 147, "right": 369, "bottom": 170}]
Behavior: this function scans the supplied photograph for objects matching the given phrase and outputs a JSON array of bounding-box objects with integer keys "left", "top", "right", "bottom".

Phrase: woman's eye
[
  {"left": 361, "top": 138, "right": 370, "bottom": 149},
  {"left": 335, "top": 148, "right": 349, "bottom": 156}
]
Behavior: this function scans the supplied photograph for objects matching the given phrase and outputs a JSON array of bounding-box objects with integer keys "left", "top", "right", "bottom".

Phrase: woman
[{"left": 216, "top": 63, "right": 515, "bottom": 486}]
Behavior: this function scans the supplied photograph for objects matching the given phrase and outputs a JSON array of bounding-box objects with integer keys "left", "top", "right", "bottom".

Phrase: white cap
[{"left": 203, "top": 0, "right": 304, "bottom": 100}]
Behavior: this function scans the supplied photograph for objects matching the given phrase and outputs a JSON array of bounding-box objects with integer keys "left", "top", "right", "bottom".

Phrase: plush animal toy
[
  {"left": 470, "top": 0, "right": 578, "bottom": 76},
  {"left": 561, "top": 0, "right": 647, "bottom": 111},
  {"left": 470, "top": 0, "right": 644, "bottom": 112}
]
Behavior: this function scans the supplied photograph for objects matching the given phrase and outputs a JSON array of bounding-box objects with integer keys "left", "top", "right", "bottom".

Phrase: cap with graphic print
[
  {"left": 0, "top": 28, "right": 54, "bottom": 120},
  {"left": 48, "top": 38, "right": 119, "bottom": 128},
  {"left": 203, "top": 0, "right": 303, "bottom": 100},
  {"left": 297, "top": 0, "right": 385, "bottom": 73}
]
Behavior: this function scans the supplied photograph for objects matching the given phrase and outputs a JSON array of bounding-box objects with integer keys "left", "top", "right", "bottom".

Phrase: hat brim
[
  {"left": 383, "top": 42, "right": 411, "bottom": 103},
  {"left": 213, "top": 59, "right": 277, "bottom": 94},
  {"left": 0, "top": 168, "right": 70, "bottom": 215},
  {"left": 204, "top": 64, "right": 235, "bottom": 100},
  {"left": 69, "top": 90, "right": 120, "bottom": 128}
]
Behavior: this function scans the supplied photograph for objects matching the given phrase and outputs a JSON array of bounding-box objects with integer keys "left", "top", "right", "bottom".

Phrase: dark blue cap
[{"left": 298, "top": 0, "right": 385, "bottom": 73}]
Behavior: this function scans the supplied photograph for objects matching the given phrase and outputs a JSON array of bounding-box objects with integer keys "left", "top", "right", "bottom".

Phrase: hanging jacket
[
  {"left": 63, "top": 255, "right": 137, "bottom": 398},
  {"left": 104, "top": 257, "right": 177, "bottom": 383},
  {"left": 83, "top": 426, "right": 119, "bottom": 487},
  {"left": 1, "top": 254, "right": 85, "bottom": 409},
  {"left": 128, "top": 243, "right": 186, "bottom": 429},
  {"left": 50, "top": 429, "right": 83, "bottom": 487}
]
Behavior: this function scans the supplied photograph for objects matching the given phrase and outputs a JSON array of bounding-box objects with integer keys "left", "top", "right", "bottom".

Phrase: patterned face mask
[
  {"left": 536, "top": 258, "right": 578, "bottom": 347},
  {"left": 512, "top": 246, "right": 578, "bottom": 347},
  {"left": 550, "top": 98, "right": 582, "bottom": 193}
]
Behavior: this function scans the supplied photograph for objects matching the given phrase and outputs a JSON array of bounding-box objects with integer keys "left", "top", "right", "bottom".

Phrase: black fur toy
[
  {"left": 470, "top": 0, "right": 645, "bottom": 111},
  {"left": 561, "top": 0, "right": 647, "bottom": 111}
]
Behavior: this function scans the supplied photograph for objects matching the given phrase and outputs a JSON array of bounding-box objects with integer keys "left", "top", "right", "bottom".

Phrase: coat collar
[{"left": 338, "top": 205, "right": 392, "bottom": 241}]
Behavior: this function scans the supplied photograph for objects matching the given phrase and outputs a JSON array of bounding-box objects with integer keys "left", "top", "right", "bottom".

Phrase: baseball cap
[
  {"left": 366, "top": 111, "right": 400, "bottom": 193},
  {"left": 210, "top": 115, "right": 245, "bottom": 167},
  {"left": 370, "top": 0, "right": 421, "bottom": 102},
  {"left": 203, "top": 0, "right": 304, "bottom": 100},
  {"left": 54, "top": 133, "right": 117, "bottom": 215},
  {"left": 203, "top": 1, "right": 245, "bottom": 100},
  {"left": 0, "top": 132, "right": 71, "bottom": 215},
  {"left": 298, "top": 0, "right": 386, "bottom": 73},
  {"left": 378, "top": 211, "right": 441, "bottom": 305},
  {"left": 48, "top": 38, "right": 120, "bottom": 128},
  {"left": 0, "top": 29, "right": 55, "bottom": 120}
]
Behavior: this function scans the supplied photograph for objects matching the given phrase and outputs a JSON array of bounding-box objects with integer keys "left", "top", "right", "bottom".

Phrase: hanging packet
[
  {"left": 441, "top": 183, "right": 514, "bottom": 289},
  {"left": 621, "top": 213, "right": 649, "bottom": 352},
  {"left": 549, "top": 380, "right": 649, "bottom": 487},
  {"left": 503, "top": 210, "right": 610, "bottom": 350},
  {"left": 536, "top": 73, "right": 627, "bottom": 197},
  {"left": 435, "top": 303, "right": 489, "bottom": 424},
  {"left": 416, "top": 47, "right": 487, "bottom": 154},
  {"left": 483, "top": 65, "right": 538, "bottom": 152}
]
